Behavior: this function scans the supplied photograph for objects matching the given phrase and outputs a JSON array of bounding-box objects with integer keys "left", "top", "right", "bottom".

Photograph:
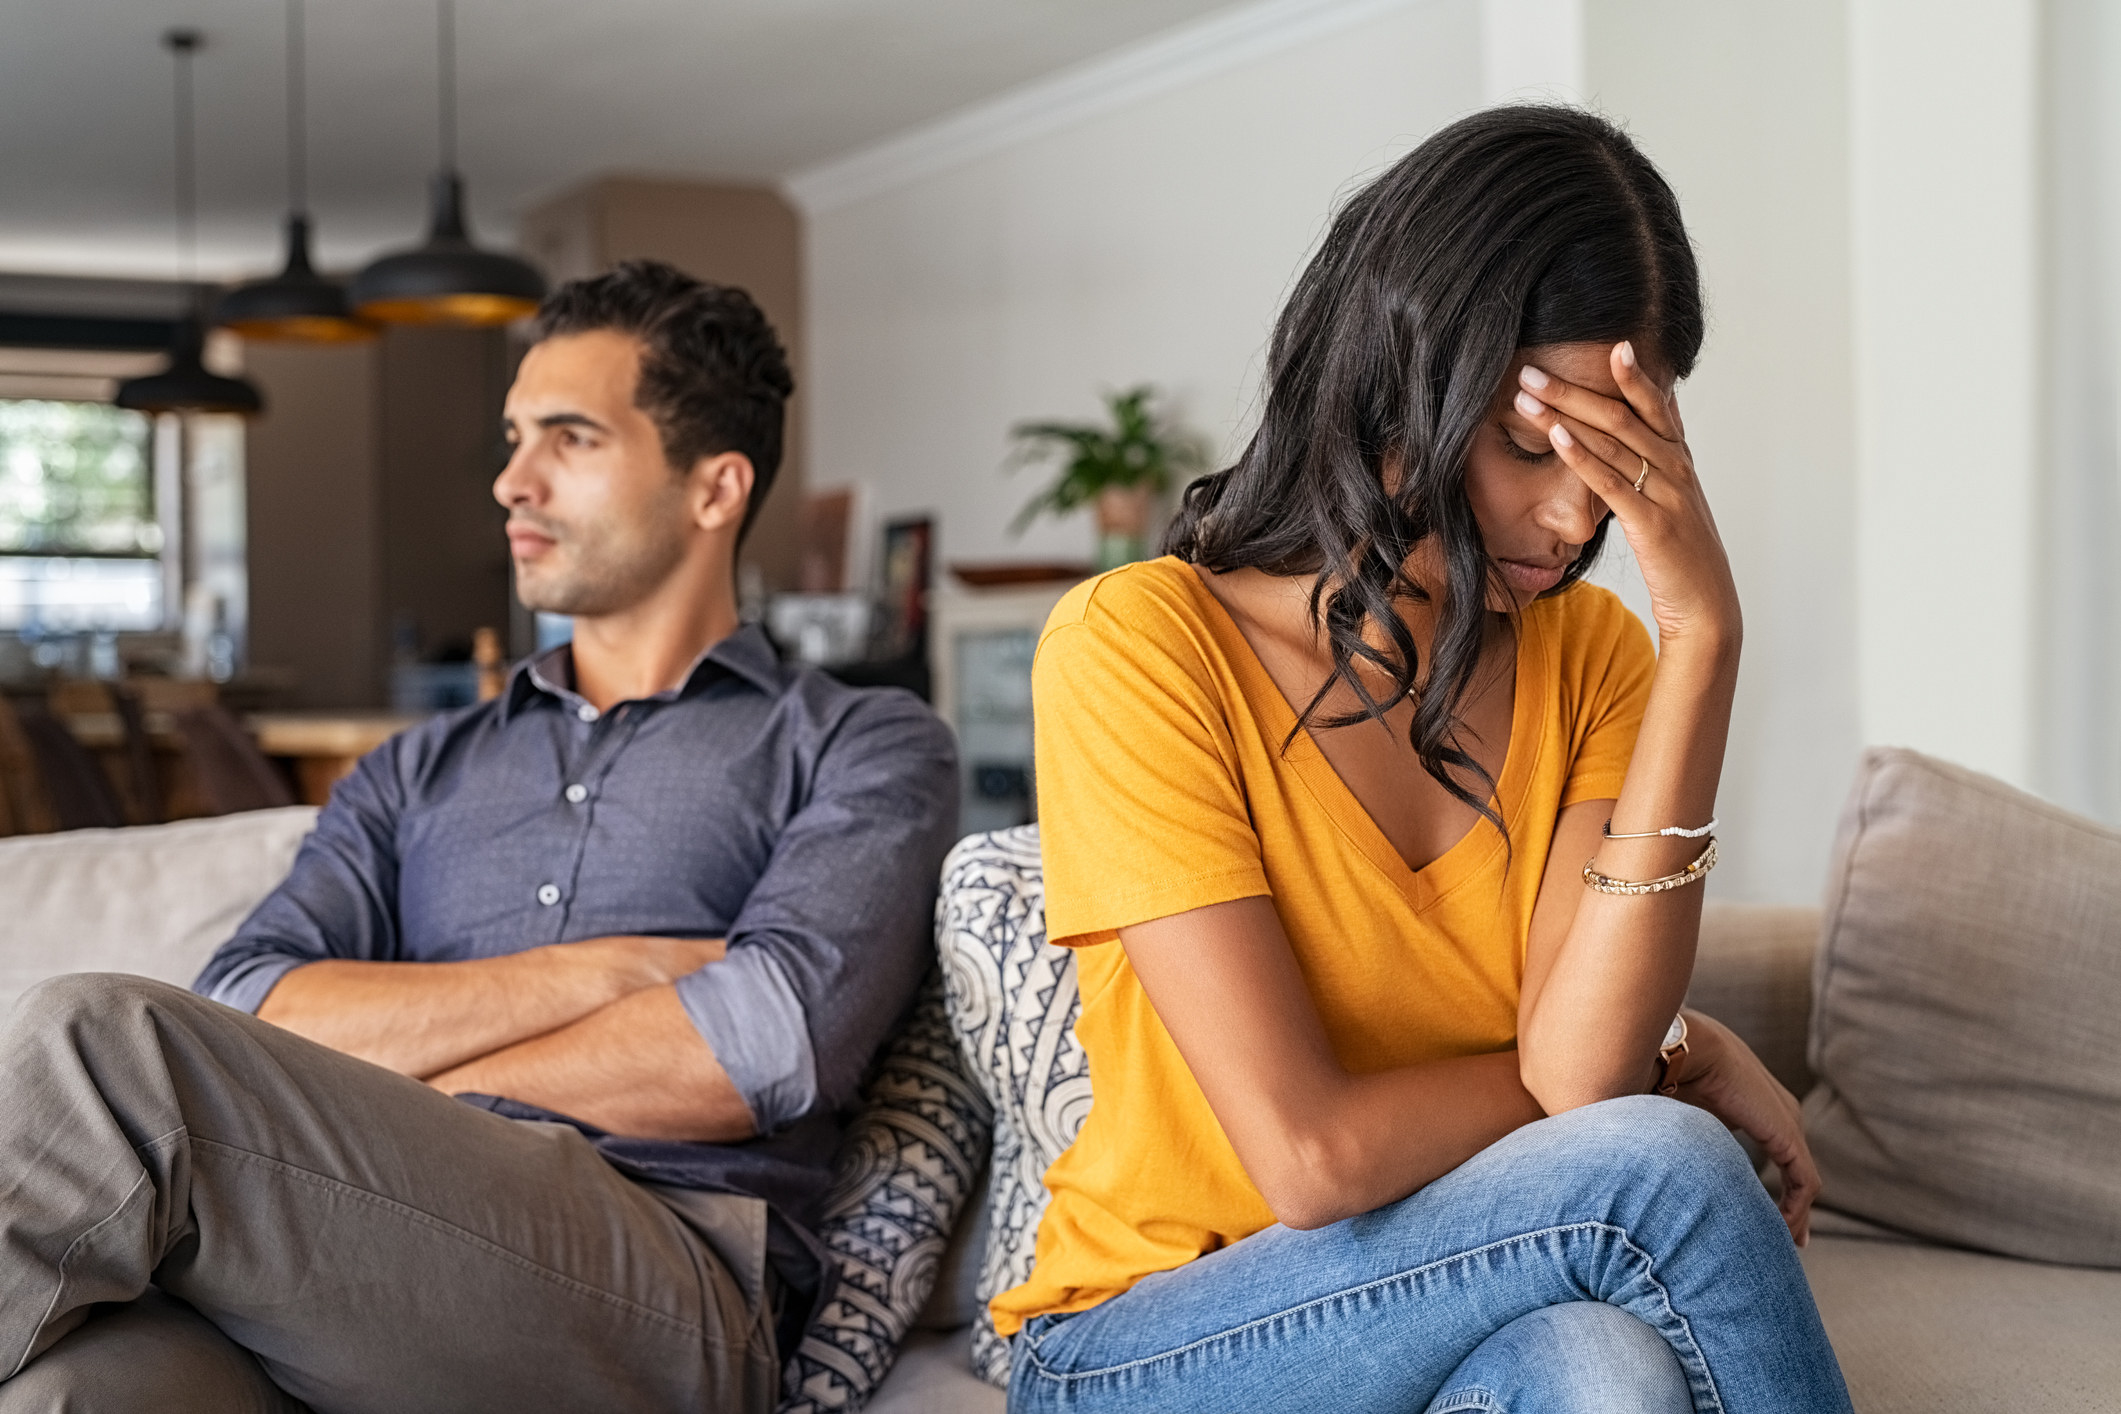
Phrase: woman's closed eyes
[{"left": 1497, "top": 423, "right": 1555, "bottom": 463}]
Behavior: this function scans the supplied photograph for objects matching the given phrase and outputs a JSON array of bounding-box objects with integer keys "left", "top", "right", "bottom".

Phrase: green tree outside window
[{"left": 0, "top": 400, "right": 159, "bottom": 556}]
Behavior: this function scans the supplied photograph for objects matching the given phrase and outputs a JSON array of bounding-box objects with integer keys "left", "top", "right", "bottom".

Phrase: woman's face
[{"left": 1461, "top": 341, "right": 1646, "bottom": 611}]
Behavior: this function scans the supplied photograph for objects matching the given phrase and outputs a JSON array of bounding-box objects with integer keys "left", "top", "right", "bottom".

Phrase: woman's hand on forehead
[{"left": 1509, "top": 341, "right": 1736, "bottom": 650}]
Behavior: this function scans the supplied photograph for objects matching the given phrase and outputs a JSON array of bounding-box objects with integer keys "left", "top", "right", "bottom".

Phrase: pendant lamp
[
  {"left": 348, "top": 0, "right": 545, "bottom": 326},
  {"left": 216, "top": 0, "right": 371, "bottom": 342},
  {"left": 117, "top": 30, "right": 265, "bottom": 417}
]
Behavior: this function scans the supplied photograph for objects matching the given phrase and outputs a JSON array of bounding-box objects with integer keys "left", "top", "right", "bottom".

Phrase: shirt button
[
  {"left": 576, "top": 703, "right": 600, "bottom": 723},
  {"left": 564, "top": 783, "right": 588, "bottom": 804},
  {"left": 536, "top": 883, "right": 561, "bottom": 907}
]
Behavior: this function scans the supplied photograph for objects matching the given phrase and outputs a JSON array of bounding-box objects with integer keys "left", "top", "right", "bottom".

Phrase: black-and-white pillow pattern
[
  {"left": 778, "top": 967, "right": 994, "bottom": 1414},
  {"left": 934, "top": 825, "right": 1091, "bottom": 1387}
]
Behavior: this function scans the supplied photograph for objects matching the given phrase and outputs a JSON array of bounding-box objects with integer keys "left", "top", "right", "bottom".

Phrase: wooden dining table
[
  {"left": 248, "top": 713, "right": 426, "bottom": 805},
  {"left": 64, "top": 709, "right": 424, "bottom": 810}
]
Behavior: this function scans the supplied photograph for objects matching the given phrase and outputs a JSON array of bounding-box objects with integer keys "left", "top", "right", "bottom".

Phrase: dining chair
[
  {"left": 0, "top": 694, "right": 55, "bottom": 836},
  {"left": 171, "top": 705, "right": 296, "bottom": 815},
  {"left": 13, "top": 698, "right": 126, "bottom": 831}
]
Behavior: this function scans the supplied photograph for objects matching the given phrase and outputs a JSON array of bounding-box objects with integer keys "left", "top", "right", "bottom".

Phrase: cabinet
[{"left": 928, "top": 581, "right": 1076, "bottom": 836}]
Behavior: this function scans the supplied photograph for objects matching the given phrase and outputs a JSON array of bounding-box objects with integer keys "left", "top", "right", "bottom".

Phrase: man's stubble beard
[{"left": 513, "top": 502, "right": 692, "bottom": 620}]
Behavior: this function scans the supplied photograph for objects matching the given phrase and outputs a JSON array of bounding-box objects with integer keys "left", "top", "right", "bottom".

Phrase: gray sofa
[
  {"left": 885, "top": 893, "right": 2121, "bottom": 1414},
  {"left": 4, "top": 747, "right": 2119, "bottom": 1411}
]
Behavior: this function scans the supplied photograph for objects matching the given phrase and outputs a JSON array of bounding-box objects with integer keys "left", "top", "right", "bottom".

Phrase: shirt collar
[{"left": 498, "top": 621, "right": 784, "bottom": 722}]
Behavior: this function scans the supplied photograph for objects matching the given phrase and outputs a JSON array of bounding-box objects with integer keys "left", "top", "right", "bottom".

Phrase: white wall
[
  {"left": 794, "top": 0, "right": 1866, "bottom": 902},
  {"left": 797, "top": 0, "right": 1484, "bottom": 573}
]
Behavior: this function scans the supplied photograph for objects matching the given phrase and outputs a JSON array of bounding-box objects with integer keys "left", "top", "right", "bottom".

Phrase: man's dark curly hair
[{"left": 532, "top": 259, "right": 795, "bottom": 542}]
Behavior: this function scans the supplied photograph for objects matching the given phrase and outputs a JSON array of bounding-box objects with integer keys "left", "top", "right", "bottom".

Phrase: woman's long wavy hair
[{"left": 1166, "top": 106, "right": 1704, "bottom": 833}]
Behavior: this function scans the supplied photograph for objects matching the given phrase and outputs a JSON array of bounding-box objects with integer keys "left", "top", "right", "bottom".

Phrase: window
[{"left": 0, "top": 397, "right": 164, "bottom": 631}]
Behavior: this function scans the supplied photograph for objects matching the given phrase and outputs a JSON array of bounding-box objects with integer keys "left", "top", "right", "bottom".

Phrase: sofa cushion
[
  {"left": 1685, "top": 902, "right": 1819, "bottom": 1100},
  {"left": 863, "top": 1328, "right": 1006, "bottom": 1414},
  {"left": 913, "top": 1162, "right": 991, "bottom": 1332},
  {"left": 1801, "top": 1227, "right": 2121, "bottom": 1412},
  {"left": 0, "top": 807, "right": 318, "bottom": 1011},
  {"left": 935, "top": 826, "right": 1089, "bottom": 1388},
  {"left": 777, "top": 970, "right": 992, "bottom": 1414},
  {"left": 1803, "top": 747, "right": 2121, "bottom": 1266}
]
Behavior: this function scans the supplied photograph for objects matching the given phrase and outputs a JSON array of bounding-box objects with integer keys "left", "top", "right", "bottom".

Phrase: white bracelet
[{"left": 1603, "top": 817, "right": 1718, "bottom": 840}]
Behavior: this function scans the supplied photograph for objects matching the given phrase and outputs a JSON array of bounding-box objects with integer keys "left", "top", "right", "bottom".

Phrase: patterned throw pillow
[
  {"left": 778, "top": 968, "right": 994, "bottom": 1413},
  {"left": 933, "top": 825, "right": 1091, "bottom": 1387}
]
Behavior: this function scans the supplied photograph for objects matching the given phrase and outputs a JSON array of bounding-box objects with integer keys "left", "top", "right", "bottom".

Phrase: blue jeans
[{"left": 1007, "top": 1096, "right": 1851, "bottom": 1414}]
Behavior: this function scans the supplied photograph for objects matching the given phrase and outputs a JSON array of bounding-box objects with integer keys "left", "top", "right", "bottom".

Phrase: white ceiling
[{"left": 0, "top": 0, "right": 1242, "bottom": 281}]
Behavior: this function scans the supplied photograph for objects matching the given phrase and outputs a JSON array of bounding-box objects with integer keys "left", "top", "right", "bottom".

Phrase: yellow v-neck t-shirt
[{"left": 990, "top": 556, "right": 1655, "bottom": 1336}]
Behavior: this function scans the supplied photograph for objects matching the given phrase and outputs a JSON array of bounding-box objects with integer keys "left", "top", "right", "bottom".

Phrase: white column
[
  {"left": 1849, "top": 0, "right": 2041, "bottom": 787},
  {"left": 1584, "top": 0, "right": 1861, "bottom": 904},
  {"left": 2041, "top": 0, "right": 2121, "bottom": 823}
]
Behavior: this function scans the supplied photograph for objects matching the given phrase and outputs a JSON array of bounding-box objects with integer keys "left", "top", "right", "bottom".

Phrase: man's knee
[
  {"left": 5, "top": 974, "right": 211, "bottom": 1075},
  {"left": 13, "top": 973, "right": 199, "bottom": 1033}
]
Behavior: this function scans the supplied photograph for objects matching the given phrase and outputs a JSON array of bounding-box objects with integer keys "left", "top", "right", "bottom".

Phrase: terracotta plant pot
[{"left": 1094, "top": 484, "right": 1156, "bottom": 571}]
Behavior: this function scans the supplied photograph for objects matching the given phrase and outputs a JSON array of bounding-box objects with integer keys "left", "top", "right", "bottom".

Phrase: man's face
[{"left": 495, "top": 330, "right": 691, "bottom": 618}]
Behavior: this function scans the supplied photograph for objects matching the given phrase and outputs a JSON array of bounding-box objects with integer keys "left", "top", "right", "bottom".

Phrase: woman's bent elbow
[
  {"left": 1253, "top": 1131, "right": 1367, "bottom": 1231},
  {"left": 1519, "top": 1052, "right": 1644, "bottom": 1116}
]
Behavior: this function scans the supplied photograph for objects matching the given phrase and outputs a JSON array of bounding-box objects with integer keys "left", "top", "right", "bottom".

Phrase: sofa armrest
[{"left": 1686, "top": 902, "right": 1820, "bottom": 1099}]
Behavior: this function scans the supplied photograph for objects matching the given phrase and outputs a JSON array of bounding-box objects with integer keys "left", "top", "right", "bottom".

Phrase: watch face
[{"left": 1662, "top": 1015, "right": 1687, "bottom": 1052}]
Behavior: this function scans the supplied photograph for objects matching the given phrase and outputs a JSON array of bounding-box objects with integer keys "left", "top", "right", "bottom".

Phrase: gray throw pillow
[{"left": 1804, "top": 747, "right": 2121, "bottom": 1267}]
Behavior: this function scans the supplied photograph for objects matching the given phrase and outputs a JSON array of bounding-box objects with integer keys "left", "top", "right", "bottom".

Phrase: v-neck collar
[{"left": 1178, "top": 563, "right": 1550, "bottom": 913}]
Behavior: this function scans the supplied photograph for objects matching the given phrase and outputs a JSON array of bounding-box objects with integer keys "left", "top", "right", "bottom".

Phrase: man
[{"left": 0, "top": 261, "right": 958, "bottom": 1414}]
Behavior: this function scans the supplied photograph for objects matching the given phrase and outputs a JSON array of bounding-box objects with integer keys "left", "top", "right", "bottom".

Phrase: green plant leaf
[{"left": 1005, "top": 383, "right": 1202, "bottom": 536}]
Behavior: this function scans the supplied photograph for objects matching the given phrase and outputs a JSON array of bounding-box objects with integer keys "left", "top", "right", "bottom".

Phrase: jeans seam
[
  {"left": 1019, "top": 1219, "right": 1727, "bottom": 1412},
  {"left": 188, "top": 1137, "right": 708, "bottom": 1340},
  {"left": 1428, "top": 1391, "right": 1501, "bottom": 1413}
]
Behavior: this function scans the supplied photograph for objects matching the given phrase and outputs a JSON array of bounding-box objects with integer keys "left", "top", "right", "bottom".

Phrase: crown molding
[{"left": 782, "top": 0, "right": 1431, "bottom": 216}]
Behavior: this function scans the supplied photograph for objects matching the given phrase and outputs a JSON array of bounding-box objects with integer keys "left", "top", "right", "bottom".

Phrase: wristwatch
[{"left": 1654, "top": 1013, "right": 1690, "bottom": 1096}]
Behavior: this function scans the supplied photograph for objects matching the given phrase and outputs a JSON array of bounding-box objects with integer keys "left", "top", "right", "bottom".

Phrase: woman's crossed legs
[{"left": 1008, "top": 1096, "right": 1849, "bottom": 1414}]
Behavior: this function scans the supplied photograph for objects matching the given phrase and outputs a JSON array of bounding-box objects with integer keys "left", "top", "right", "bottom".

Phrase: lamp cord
[
  {"left": 286, "top": 0, "right": 307, "bottom": 215},
  {"left": 437, "top": 0, "right": 457, "bottom": 173},
  {"left": 164, "top": 29, "right": 201, "bottom": 292}
]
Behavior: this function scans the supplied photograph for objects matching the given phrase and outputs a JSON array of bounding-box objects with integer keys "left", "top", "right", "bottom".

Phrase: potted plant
[{"left": 1007, "top": 386, "right": 1202, "bottom": 571}]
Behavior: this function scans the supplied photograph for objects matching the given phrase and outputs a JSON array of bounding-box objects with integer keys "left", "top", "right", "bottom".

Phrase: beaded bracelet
[
  {"left": 1603, "top": 817, "right": 1718, "bottom": 840},
  {"left": 1582, "top": 837, "right": 1718, "bottom": 896}
]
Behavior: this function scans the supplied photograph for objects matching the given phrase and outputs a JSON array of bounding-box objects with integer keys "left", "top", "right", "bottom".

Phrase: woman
[{"left": 997, "top": 107, "right": 1852, "bottom": 1413}]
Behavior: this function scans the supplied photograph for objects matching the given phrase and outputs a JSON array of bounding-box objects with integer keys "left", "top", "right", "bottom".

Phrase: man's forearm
[
  {"left": 256, "top": 937, "right": 724, "bottom": 1079},
  {"left": 426, "top": 984, "right": 756, "bottom": 1143}
]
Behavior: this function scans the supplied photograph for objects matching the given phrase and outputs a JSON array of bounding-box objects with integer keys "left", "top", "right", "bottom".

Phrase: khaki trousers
[{"left": 0, "top": 974, "right": 779, "bottom": 1414}]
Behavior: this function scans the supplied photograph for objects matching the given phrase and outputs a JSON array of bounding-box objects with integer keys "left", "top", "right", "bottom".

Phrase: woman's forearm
[
  {"left": 1266, "top": 1050, "right": 1547, "bottom": 1229},
  {"left": 1126, "top": 899, "right": 1547, "bottom": 1231},
  {"left": 1517, "top": 631, "right": 1739, "bottom": 1111}
]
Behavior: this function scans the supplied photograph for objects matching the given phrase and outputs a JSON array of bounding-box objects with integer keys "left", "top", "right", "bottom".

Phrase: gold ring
[{"left": 1633, "top": 457, "right": 1651, "bottom": 493}]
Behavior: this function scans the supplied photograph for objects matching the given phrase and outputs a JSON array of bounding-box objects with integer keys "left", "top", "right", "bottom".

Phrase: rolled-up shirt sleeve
[
  {"left": 192, "top": 738, "right": 408, "bottom": 1012},
  {"left": 675, "top": 689, "right": 958, "bottom": 1134}
]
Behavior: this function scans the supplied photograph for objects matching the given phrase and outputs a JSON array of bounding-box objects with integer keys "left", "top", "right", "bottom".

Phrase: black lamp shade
[
  {"left": 350, "top": 172, "right": 545, "bottom": 326},
  {"left": 216, "top": 214, "right": 374, "bottom": 343},
  {"left": 115, "top": 316, "right": 265, "bottom": 416}
]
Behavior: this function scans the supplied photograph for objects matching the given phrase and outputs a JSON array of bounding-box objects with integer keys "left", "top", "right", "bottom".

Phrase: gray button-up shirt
[{"left": 194, "top": 624, "right": 959, "bottom": 1242}]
